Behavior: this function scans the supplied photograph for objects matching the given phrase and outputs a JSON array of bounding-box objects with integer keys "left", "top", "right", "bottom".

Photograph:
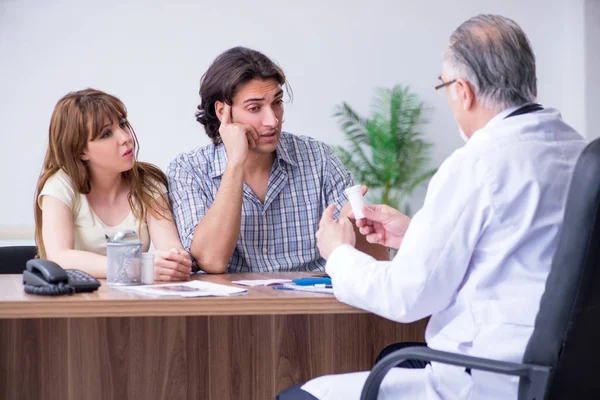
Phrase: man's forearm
[{"left": 190, "top": 163, "right": 244, "bottom": 273}]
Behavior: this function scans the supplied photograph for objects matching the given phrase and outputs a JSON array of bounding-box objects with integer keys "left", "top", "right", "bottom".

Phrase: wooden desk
[{"left": 0, "top": 273, "right": 427, "bottom": 400}]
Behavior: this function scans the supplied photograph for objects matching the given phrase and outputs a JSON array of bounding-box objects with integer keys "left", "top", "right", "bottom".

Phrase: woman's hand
[{"left": 153, "top": 248, "right": 193, "bottom": 281}]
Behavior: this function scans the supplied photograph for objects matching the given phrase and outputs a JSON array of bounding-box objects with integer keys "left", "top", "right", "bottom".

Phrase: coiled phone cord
[{"left": 23, "top": 282, "right": 75, "bottom": 296}]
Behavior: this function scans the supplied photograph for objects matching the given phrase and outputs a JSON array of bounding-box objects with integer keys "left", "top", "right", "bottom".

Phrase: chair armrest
[{"left": 360, "top": 346, "right": 550, "bottom": 400}]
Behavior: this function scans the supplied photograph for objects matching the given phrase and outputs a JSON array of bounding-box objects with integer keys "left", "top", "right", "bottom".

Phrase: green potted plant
[{"left": 333, "top": 84, "right": 437, "bottom": 215}]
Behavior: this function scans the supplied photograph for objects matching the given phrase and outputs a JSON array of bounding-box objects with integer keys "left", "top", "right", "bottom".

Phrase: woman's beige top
[{"left": 38, "top": 170, "right": 155, "bottom": 255}]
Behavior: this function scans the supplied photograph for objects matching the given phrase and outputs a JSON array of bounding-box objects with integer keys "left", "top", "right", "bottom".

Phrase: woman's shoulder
[
  {"left": 41, "top": 169, "right": 78, "bottom": 197},
  {"left": 44, "top": 169, "right": 75, "bottom": 188},
  {"left": 39, "top": 169, "right": 78, "bottom": 210}
]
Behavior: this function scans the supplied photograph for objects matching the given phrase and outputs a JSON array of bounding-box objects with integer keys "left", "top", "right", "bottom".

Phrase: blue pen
[{"left": 292, "top": 277, "right": 332, "bottom": 286}]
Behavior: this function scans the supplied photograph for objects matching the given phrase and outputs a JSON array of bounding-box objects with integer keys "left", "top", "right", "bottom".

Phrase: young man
[
  {"left": 167, "top": 47, "right": 387, "bottom": 273},
  {"left": 277, "top": 14, "right": 586, "bottom": 400}
]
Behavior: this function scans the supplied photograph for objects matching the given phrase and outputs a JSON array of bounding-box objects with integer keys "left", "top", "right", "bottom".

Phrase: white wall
[
  {"left": 0, "top": 0, "right": 588, "bottom": 238},
  {"left": 586, "top": 0, "right": 600, "bottom": 140},
  {"left": 562, "top": 0, "right": 586, "bottom": 136}
]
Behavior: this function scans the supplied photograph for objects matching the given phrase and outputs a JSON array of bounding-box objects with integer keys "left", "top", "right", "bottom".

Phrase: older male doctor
[{"left": 276, "top": 14, "right": 586, "bottom": 400}]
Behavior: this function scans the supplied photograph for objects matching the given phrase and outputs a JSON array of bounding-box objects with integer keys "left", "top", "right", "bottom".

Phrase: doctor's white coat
[{"left": 303, "top": 108, "right": 585, "bottom": 400}]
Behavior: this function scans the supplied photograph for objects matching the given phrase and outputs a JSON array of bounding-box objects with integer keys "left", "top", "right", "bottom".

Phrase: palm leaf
[
  {"left": 333, "top": 84, "right": 437, "bottom": 215},
  {"left": 334, "top": 146, "right": 380, "bottom": 187},
  {"left": 333, "top": 103, "right": 370, "bottom": 146}
]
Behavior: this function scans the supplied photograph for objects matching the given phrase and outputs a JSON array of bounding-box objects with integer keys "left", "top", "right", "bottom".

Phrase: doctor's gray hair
[{"left": 443, "top": 14, "right": 537, "bottom": 112}]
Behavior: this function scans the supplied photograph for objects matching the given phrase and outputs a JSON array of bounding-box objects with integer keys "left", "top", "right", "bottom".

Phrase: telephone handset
[{"left": 23, "top": 259, "right": 101, "bottom": 296}]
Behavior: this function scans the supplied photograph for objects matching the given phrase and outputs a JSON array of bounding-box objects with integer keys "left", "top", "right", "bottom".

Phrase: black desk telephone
[{"left": 23, "top": 259, "right": 101, "bottom": 296}]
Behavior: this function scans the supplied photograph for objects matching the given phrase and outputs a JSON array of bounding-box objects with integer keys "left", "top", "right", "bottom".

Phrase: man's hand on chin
[{"left": 316, "top": 204, "right": 356, "bottom": 260}]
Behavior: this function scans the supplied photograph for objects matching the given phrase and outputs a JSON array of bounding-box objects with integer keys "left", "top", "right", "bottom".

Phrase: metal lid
[{"left": 105, "top": 230, "right": 142, "bottom": 246}]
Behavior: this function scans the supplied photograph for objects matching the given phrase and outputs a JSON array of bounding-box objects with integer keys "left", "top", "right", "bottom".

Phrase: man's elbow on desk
[
  {"left": 192, "top": 254, "right": 228, "bottom": 274},
  {"left": 189, "top": 240, "right": 231, "bottom": 274}
]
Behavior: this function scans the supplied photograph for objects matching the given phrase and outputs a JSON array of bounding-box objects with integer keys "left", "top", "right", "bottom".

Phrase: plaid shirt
[{"left": 167, "top": 132, "right": 353, "bottom": 273}]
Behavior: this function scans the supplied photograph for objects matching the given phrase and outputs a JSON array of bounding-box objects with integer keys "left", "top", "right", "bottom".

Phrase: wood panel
[
  {"left": 209, "top": 315, "right": 275, "bottom": 400},
  {"left": 0, "top": 319, "right": 69, "bottom": 400},
  {"left": 0, "top": 314, "right": 427, "bottom": 400},
  {"left": 274, "top": 314, "right": 312, "bottom": 393},
  {"left": 67, "top": 318, "right": 113, "bottom": 400},
  {"left": 127, "top": 317, "right": 188, "bottom": 399},
  {"left": 185, "top": 315, "right": 210, "bottom": 400}
]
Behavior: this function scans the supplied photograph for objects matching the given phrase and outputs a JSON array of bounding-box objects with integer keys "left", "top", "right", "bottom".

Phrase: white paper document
[
  {"left": 231, "top": 279, "right": 293, "bottom": 287},
  {"left": 116, "top": 281, "right": 247, "bottom": 297}
]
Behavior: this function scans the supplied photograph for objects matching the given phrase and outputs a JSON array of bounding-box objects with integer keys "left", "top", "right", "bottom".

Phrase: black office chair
[
  {"left": 361, "top": 137, "right": 600, "bottom": 400},
  {"left": 0, "top": 246, "right": 37, "bottom": 274}
]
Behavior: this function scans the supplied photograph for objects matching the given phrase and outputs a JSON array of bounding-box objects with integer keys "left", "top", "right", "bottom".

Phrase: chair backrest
[
  {"left": 521, "top": 138, "right": 600, "bottom": 398},
  {"left": 0, "top": 246, "right": 37, "bottom": 274}
]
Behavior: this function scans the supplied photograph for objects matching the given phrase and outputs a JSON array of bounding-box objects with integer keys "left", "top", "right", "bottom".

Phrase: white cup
[
  {"left": 141, "top": 252, "right": 155, "bottom": 284},
  {"left": 344, "top": 184, "right": 366, "bottom": 219}
]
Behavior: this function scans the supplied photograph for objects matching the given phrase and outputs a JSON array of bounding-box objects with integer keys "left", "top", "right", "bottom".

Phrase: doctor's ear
[{"left": 455, "top": 78, "right": 475, "bottom": 111}]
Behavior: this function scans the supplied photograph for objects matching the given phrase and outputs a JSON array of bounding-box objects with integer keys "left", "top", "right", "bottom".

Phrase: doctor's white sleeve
[{"left": 326, "top": 150, "right": 495, "bottom": 323}]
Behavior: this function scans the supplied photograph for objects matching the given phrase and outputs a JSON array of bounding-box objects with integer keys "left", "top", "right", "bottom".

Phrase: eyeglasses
[{"left": 434, "top": 76, "right": 456, "bottom": 97}]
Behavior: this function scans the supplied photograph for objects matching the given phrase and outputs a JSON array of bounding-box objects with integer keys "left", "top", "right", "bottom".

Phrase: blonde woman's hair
[{"left": 34, "top": 88, "right": 169, "bottom": 258}]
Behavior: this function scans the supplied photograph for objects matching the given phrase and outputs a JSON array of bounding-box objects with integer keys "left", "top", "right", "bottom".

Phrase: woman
[{"left": 34, "top": 88, "right": 192, "bottom": 280}]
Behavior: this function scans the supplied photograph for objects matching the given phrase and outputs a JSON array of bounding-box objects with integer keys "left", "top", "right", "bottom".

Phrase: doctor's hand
[
  {"left": 354, "top": 204, "right": 411, "bottom": 250},
  {"left": 316, "top": 204, "right": 356, "bottom": 260},
  {"left": 219, "top": 103, "right": 259, "bottom": 166},
  {"left": 154, "top": 248, "right": 193, "bottom": 281}
]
